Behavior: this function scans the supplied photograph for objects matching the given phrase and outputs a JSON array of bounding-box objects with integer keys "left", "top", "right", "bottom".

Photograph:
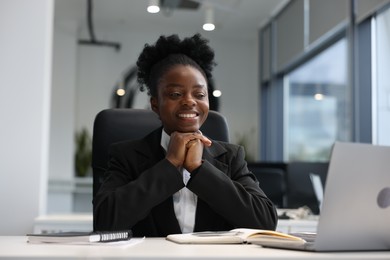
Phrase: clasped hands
[{"left": 166, "top": 131, "right": 212, "bottom": 172}]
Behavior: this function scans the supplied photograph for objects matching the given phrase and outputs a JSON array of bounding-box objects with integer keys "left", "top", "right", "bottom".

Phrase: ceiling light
[
  {"left": 314, "top": 93, "right": 324, "bottom": 100},
  {"left": 314, "top": 84, "right": 324, "bottom": 100},
  {"left": 213, "top": 90, "right": 222, "bottom": 97},
  {"left": 147, "top": 0, "right": 160, "bottom": 13},
  {"left": 116, "top": 88, "right": 126, "bottom": 96},
  {"left": 203, "top": 5, "right": 215, "bottom": 31}
]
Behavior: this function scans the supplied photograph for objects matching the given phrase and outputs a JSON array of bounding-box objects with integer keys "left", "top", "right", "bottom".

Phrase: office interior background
[{"left": 1, "top": 0, "right": 389, "bottom": 235}]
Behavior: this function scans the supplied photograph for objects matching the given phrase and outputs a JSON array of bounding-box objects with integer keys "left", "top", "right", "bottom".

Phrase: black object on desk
[{"left": 27, "top": 230, "right": 132, "bottom": 244}]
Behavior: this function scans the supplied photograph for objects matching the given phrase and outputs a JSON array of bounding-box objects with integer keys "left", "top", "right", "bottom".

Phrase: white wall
[
  {"left": 47, "top": 21, "right": 79, "bottom": 213},
  {"left": 0, "top": 0, "right": 53, "bottom": 235},
  {"left": 212, "top": 36, "right": 259, "bottom": 160}
]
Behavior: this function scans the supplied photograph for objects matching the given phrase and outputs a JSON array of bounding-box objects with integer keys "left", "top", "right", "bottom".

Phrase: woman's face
[{"left": 151, "top": 65, "right": 209, "bottom": 135}]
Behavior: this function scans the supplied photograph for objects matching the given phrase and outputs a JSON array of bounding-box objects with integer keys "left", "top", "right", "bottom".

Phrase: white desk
[{"left": 0, "top": 237, "right": 389, "bottom": 260}]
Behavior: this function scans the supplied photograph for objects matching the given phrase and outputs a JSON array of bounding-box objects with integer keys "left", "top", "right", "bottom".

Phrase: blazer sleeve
[
  {"left": 187, "top": 144, "right": 278, "bottom": 230},
  {"left": 93, "top": 142, "right": 184, "bottom": 231}
]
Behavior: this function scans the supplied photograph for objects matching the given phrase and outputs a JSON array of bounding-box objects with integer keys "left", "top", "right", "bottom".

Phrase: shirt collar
[{"left": 160, "top": 129, "right": 170, "bottom": 152}]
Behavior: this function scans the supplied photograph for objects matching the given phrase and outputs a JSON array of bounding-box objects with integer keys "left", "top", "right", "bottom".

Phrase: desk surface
[
  {"left": 33, "top": 213, "right": 319, "bottom": 233},
  {"left": 1, "top": 237, "right": 389, "bottom": 260}
]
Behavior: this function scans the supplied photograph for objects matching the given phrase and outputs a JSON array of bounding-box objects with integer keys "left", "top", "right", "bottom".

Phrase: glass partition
[
  {"left": 284, "top": 38, "right": 350, "bottom": 161},
  {"left": 373, "top": 7, "right": 390, "bottom": 145}
]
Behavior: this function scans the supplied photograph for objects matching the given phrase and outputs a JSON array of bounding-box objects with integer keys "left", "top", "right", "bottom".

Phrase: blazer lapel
[
  {"left": 202, "top": 141, "right": 229, "bottom": 173},
  {"left": 134, "top": 128, "right": 182, "bottom": 234},
  {"left": 194, "top": 141, "right": 229, "bottom": 231},
  {"left": 133, "top": 128, "right": 164, "bottom": 169}
]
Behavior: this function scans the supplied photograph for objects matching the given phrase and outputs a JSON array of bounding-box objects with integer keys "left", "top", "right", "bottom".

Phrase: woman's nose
[{"left": 181, "top": 95, "right": 196, "bottom": 107}]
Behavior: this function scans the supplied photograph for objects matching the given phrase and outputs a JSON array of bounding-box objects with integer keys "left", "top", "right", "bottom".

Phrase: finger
[
  {"left": 195, "top": 135, "right": 212, "bottom": 146},
  {"left": 185, "top": 139, "right": 198, "bottom": 149},
  {"left": 191, "top": 132, "right": 212, "bottom": 146},
  {"left": 201, "top": 136, "right": 212, "bottom": 146}
]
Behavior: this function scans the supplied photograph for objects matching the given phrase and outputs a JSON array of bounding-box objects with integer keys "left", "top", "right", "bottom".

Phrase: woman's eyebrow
[
  {"left": 193, "top": 84, "right": 207, "bottom": 89},
  {"left": 164, "top": 84, "right": 206, "bottom": 89},
  {"left": 165, "top": 83, "right": 183, "bottom": 88}
]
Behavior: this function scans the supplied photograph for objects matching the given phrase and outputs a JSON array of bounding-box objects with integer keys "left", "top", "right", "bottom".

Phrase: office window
[
  {"left": 373, "top": 7, "right": 390, "bottom": 145},
  {"left": 284, "top": 38, "right": 350, "bottom": 161}
]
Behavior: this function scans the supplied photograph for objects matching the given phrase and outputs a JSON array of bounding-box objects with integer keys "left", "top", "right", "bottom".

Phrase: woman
[{"left": 93, "top": 34, "right": 277, "bottom": 237}]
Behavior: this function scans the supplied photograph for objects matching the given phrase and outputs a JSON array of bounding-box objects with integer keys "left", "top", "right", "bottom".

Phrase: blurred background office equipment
[
  {"left": 247, "top": 162, "right": 287, "bottom": 208},
  {"left": 286, "top": 162, "right": 328, "bottom": 214},
  {"left": 247, "top": 162, "right": 328, "bottom": 214}
]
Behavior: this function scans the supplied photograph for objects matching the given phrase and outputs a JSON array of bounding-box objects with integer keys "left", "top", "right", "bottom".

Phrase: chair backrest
[
  {"left": 92, "top": 108, "right": 229, "bottom": 197},
  {"left": 286, "top": 162, "right": 329, "bottom": 214},
  {"left": 247, "top": 162, "right": 287, "bottom": 208}
]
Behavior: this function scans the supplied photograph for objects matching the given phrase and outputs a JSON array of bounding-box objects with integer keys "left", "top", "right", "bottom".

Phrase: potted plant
[{"left": 75, "top": 128, "right": 92, "bottom": 177}]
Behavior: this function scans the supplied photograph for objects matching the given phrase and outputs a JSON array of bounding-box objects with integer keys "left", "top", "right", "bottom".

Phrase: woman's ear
[{"left": 150, "top": 97, "right": 159, "bottom": 114}]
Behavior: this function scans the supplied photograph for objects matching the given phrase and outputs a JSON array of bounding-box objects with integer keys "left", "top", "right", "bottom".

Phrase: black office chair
[
  {"left": 285, "top": 162, "right": 329, "bottom": 214},
  {"left": 247, "top": 162, "right": 287, "bottom": 208},
  {"left": 91, "top": 108, "right": 230, "bottom": 198}
]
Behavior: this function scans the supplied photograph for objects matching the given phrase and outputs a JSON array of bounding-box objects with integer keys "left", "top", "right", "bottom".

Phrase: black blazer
[{"left": 93, "top": 128, "right": 277, "bottom": 237}]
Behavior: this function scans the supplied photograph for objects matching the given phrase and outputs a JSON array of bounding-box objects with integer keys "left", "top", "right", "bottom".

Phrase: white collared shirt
[{"left": 161, "top": 130, "right": 197, "bottom": 233}]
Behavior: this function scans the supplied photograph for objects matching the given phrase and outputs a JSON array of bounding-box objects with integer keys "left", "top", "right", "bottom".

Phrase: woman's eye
[
  {"left": 169, "top": 92, "right": 181, "bottom": 98},
  {"left": 195, "top": 92, "right": 206, "bottom": 99}
]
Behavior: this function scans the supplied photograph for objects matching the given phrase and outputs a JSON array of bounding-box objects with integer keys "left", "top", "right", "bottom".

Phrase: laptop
[{"left": 253, "top": 142, "right": 390, "bottom": 251}]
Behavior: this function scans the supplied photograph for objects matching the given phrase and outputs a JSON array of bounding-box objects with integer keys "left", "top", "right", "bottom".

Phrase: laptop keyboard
[{"left": 289, "top": 232, "right": 317, "bottom": 242}]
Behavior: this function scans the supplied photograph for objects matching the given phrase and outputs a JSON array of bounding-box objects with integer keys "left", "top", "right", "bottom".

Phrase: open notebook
[{"left": 250, "top": 142, "right": 390, "bottom": 252}]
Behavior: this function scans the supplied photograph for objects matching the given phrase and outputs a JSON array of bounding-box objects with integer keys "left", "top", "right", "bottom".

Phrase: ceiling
[{"left": 55, "top": 0, "right": 287, "bottom": 38}]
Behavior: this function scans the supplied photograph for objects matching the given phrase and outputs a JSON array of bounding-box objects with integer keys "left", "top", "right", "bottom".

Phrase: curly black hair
[{"left": 136, "top": 34, "right": 216, "bottom": 97}]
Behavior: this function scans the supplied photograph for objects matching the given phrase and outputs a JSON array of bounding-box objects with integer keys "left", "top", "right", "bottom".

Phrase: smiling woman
[{"left": 92, "top": 33, "right": 277, "bottom": 237}]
